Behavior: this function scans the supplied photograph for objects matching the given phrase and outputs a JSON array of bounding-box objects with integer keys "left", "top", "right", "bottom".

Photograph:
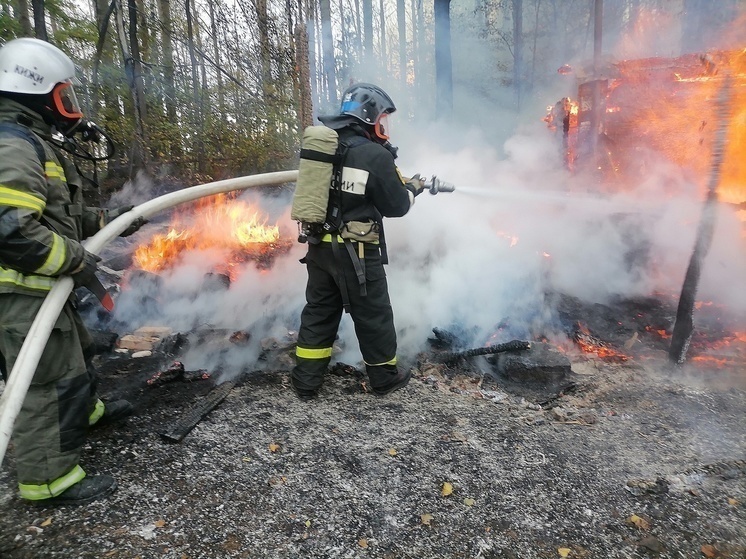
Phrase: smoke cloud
[{"left": 96, "top": 6, "right": 745, "bottom": 377}]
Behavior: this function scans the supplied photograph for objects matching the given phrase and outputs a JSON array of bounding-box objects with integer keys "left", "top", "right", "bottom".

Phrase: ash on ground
[{"left": 1, "top": 338, "right": 744, "bottom": 559}]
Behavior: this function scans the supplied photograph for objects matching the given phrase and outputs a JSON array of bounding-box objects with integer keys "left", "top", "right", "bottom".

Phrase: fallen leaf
[
  {"left": 727, "top": 497, "right": 739, "bottom": 506},
  {"left": 40, "top": 517, "right": 52, "bottom": 527},
  {"left": 420, "top": 513, "right": 434, "bottom": 526},
  {"left": 441, "top": 482, "right": 453, "bottom": 497},
  {"left": 154, "top": 519, "right": 166, "bottom": 528},
  {"left": 104, "top": 552, "right": 117, "bottom": 557},
  {"left": 627, "top": 514, "right": 650, "bottom": 530},
  {"left": 463, "top": 498, "right": 475, "bottom": 506},
  {"left": 305, "top": 520, "right": 311, "bottom": 527},
  {"left": 388, "top": 448, "right": 398, "bottom": 456},
  {"left": 358, "top": 538, "right": 369, "bottom": 548},
  {"left": 242, "top": 457, "right": 251, "bottom": 463},
  {"left": 269, "top": 443, "right": 280, "bottom": 453},
  {"left": 558, "top": 548, "right": 571, "bottom": 558},
  {"left": 701, "top": 544, "right": 717, "bottom": 558},
  {"left": 450, "top": 431, "right": 468, "bottom": 442}
]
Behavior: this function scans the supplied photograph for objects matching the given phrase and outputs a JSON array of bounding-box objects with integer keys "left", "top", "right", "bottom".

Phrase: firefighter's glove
[
  {"left": 98, "top": 205, "right": 148, "bottom": 237},
  {"left": 405, "top": 174, "right": 426, "bottom": 197},
  {"left": 71, "top": 251, "right": 101, "bottom": 289}
]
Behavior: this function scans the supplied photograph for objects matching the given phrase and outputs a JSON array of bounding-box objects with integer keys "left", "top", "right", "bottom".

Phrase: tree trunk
[
  {"left": 362, "top": 0, "right": 373, "bottom": 67},
  {"left": 410, "top": 0, "right": 418, "bottom": 84},
  {"left": 185, "top": 0, "right": 204, "bottom": 172},
  {"left": 209, "top": 1, "right": 224, "bottom": 117},
  {"left": 397, "top": 0, "right": 407, "bottom": 90},
  {"left": 306, "top": 0, "right": 319, "bottom": 114},
  {"left": 295, "top": 23, "right": 313, "bottom": 129},
  {"left": 434, "top": 0, "right": 452, "bottom": 116},
  {"left": 16, "top": 0, "right": 32, "bottom": 35},
  {"left": 31, "top": 0, "right": 47, "bottom": 40},
  {"left": 128, "top": 0, "right": 148, "bottom": 170},
  {"left": 354, "top": 0, "right": 362, "bottom": 62},
  {"left": 319, "top": 0, "right": 337, "bottom": 105},
  {"left": 512, "top": 0, "right": 523, "bottom": 109},
  {"left": 256, "top": 0, "right": 273, "bottom": 99},
  {"left": 379, "top": 0, "right": 386, "bottom": 75},
  {"left": 157, "top": 0, "right": 178, "bottom": 134}
]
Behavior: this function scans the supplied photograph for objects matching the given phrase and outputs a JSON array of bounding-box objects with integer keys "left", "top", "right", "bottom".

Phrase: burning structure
[{"left": 545, "top": 47, "right": 746, "bottom": 213}]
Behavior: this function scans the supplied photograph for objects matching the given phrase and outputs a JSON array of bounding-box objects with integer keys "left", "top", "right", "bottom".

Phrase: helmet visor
[
  {"left": 51, "top": 81, "right": 83, "bottom": 120},
  {"left": 374, "top": 113, "right": 392, "bottom": 141}
]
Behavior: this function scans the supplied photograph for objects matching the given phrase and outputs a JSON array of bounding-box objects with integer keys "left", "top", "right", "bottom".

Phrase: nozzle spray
[{"left": 424, "top": 176, "right": 456, "bottom": 195}]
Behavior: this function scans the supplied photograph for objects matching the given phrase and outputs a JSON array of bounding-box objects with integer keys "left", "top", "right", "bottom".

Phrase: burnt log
[
  {"left": 434, "top": 340, "right": 530, "bottom": 364},
  {"left": 491, "top": 342, "right": 570, "bottom": 387}
]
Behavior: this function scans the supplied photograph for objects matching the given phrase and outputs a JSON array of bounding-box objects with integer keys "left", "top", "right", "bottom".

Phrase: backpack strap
[
  {"left": 299, "top": 148, "right": 340, "bottom": 165},
  {"left": 0, "top": 122, "right": 46, "bottom": 166}
]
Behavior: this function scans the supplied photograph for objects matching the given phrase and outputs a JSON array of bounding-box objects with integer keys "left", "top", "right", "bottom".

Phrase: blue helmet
[{"left": 339, "top": 83, "right": 396, "bottom": 140}]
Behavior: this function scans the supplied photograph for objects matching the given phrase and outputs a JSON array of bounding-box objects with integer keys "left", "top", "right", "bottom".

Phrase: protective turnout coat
[
  {"left": 0, "top": 97, "right": 100, "bottom": 295},
  {"left": 0, "top": 96, "right": 103, "bottom": 499}
]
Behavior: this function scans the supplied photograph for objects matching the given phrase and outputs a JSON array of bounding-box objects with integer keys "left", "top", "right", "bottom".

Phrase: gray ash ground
[{"left": 0, "top": 344, "right": 745, "bottom": 559}]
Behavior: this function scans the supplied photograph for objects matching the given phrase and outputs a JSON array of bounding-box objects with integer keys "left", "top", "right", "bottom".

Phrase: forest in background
[{"left": 0, "top": 0, "right": 742, "bottom": 197}]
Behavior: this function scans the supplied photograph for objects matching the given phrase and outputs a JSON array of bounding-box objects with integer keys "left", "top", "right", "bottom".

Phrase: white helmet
[
  {"left": 0, "top": 38, "right": 84, "bottom": 132},
  {"left": 0, "top": 37, "right": 76, "bottom": 95}
]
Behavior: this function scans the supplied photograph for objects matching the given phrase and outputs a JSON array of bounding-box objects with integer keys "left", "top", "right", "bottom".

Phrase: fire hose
[{"left": 0, "top": 170, "right": 298, "bottom": 466}]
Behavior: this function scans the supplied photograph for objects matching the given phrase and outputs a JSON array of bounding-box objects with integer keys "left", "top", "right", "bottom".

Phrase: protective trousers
[
  {"left": 293, "top": 240, "right": 398, "bottom": 392},
  {"left": 0, "top": 293, "right": 99, "bottom": 499}
]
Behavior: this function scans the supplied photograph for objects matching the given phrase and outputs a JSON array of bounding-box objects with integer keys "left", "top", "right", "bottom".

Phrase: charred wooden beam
[
  {"left": 158, "top": 381, "right": 235, "bottom": 442},
  {"left": 434, "top": 340, "right": 530, "bottom": 364}
]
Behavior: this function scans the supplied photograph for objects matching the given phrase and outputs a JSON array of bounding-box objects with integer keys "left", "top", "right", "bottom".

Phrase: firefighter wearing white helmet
[
  {"left": 0, "top": 38, "right": 138, "bottom": 505},
  {"left": 291, "top": 82, "right": 425, "bottom": 400}
]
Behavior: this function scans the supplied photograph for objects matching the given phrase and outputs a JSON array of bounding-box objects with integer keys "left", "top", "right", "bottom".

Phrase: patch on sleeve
[{"left": 340, "top": 167, "right": 369, "bottom": 196}]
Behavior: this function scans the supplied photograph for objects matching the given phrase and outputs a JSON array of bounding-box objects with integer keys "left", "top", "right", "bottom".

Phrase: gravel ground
[{"left": 0, "top": 348, "right": 744, "bottom": 559}]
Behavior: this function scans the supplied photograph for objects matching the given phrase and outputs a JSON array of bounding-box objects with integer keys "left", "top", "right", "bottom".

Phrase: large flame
[
  {"left": 548, "top": 47, "right": 746, "bottom": 211},
  {"left": 133, "top": 193, "right": 285, "bottom": 275}
]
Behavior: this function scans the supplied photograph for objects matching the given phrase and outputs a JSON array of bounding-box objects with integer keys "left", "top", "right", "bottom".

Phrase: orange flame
[
  {"left": 573, "top": 323, "right": 630, "bottom": 362},
  {"left": 547, "top": 43, "right": 746, "bottom": 217},
  {"left": 133, "top": 194, "right": 283, "bottom": 274}
]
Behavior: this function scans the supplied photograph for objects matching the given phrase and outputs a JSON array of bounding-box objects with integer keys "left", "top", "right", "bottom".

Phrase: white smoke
[{"left": 100, "top": 113, "right": 744, "bottom": 377}]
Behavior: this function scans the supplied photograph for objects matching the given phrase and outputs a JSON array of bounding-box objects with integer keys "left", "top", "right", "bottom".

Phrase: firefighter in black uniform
[{"left": 292, "top": 83, "right": 425, "bottom": 400}]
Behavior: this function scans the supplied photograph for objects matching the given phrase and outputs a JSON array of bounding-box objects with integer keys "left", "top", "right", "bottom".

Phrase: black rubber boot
[
  {"left": 371, "top": 369, "right": 411, "bottom": 396},
  {"left": 43, "top": 475, "right": 118, "bottom": 506},
  {"left": 94, "top": 400, "right": 133, "bottom": 427},
  {"left": 290, "top": 378, "right": 318, "bottom": 402}
]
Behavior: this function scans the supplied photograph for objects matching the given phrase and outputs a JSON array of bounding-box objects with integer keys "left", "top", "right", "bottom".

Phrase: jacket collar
[{"left": 0, "top": 96, "right": 53, "bottom": 139}]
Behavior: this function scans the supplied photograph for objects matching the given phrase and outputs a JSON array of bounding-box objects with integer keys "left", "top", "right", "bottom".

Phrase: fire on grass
[{"left": 133, "top": 193, "right": 292, "bottom": 279}]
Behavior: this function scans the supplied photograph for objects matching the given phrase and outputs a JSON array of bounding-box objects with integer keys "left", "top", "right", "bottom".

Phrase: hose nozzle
[{"left": 426, "top": 176, "right": 456, "bottom": 195}]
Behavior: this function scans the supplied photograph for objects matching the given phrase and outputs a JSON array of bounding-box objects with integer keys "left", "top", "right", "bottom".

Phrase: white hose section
[{"left": 0, "top": 170, "right": 298, "bottom": 465}]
